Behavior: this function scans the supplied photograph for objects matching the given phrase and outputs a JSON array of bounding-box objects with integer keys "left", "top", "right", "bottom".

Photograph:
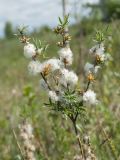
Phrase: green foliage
[
  {"left": 94, "top": 30, "right": 105, "bottom": 43},
  {"left": 4, "top": 21, "right": 14, "bottom": 39},
  {"left": 45, "top": 90, "right": 86, "bottom": 123},
  {"left": 32, "top": 38, "right": 49, "bottom": 58},
  {"left": 58, "top": 15, "right": 69, "bottom": 27},
  {"left": 23, "top": 85, "right": 35, "bottom": 100},
  {"left": 86, "top": 0, "right": 120, "bottom": 21}
]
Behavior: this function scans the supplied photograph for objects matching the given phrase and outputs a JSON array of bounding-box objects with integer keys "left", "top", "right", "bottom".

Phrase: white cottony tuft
[
  {"left": 84, "top": 62, "right": 100, "bottom": 74},
  {"left": 24, "top": 43, "right": 36, "bottom": 58},
  {"left": 83, "top": 89, "right": 98, "bottom": 105},
  {"left": 67, "top": 71, "right": 78, "bottom": 86},
  {"left": 89, "top": 43, "right": 104, "bottom": 55},
  {"left": 60, "top": 69, "right": 78, "bottom": 87},
  {"left": 48, "top": 91, "right": 59, "bottom": 102},
  {"left": 46, "top": 58, "right": 62, "bottom": 71},
  {"left": 39, "top": 58, "right": 62, "bottom": 74},
  {"left": 58, "top": 47, "right": 73, "bottom": 66},
  {"left": 28, "top": 60, "right": 41, "bottom": 75},
  {"left": 84, "top": 62, "right": 94, "bottom": 74},
  {"left": 94, "top": 66, "right": 101, "bottom": 73},
  {"left": 89, "top": 43, "right": 107, "bottom": 62}
]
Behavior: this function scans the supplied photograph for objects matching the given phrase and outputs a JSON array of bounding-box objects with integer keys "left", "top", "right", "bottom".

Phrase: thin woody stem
[
  {"left": 41, "top": 73, "right": 51, "bottom": 90},
  {"left": 70, "top": 116, "right": 85, "bottom": 159},
  {"left": 85, "top": 80, "right": 90, "bottom": 92}
]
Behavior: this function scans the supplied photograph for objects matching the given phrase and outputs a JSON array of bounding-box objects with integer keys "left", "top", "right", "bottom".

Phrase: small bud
[
  {"left": 96, "top": 54, "right": 105, "bottom": 63},
  {"left": 54, "top": 26, "right": 63, "bottom": 34},
  {"left": 36, "top": 48, "right": 43, "bottom": 55},
  {"left": 57, "top": 42, "right": 63, "bottom": 47},
  {"left": 20, "top": 36, "right": 30, "bottom": 44},
  {"left": 42, "top": 64, "right": 52, "bottom": 76},
  {"left": 63, "top": 34, "right": 71, "bottom": 41},
  {"left": 87, "top": 73, "right": 95, "bottom": 81}
]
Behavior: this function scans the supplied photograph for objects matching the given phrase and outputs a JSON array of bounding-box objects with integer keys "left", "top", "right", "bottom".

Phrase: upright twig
[
  {"left": 12, "top": 128, "right": 25, "bottom": 160},
  {"left": 62, "top": 0, "right": 69, "bottom": 47}
]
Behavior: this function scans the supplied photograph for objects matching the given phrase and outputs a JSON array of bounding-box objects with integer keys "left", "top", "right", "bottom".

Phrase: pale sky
[{"left": 0, "top": 0, "right": 99, "bottom": 37}]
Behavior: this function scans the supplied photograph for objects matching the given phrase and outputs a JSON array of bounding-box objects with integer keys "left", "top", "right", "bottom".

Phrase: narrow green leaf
[{"left": 59, "top": 17, "right": 63, "bottom": 24}]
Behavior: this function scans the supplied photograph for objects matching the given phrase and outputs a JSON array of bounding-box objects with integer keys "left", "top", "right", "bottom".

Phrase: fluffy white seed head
[
  {"left": 28, "top": 60, "right": 41, "bottom": 75},
  {"left": 48, "top": 91, "right": 59, "bottom": 102},
  {"left": 39, "top": 58, "right": 62, "bottom": 76},
  {"left": 83, "top": 89, "right": 98, "bottom": 105},
  {"left": 24, "top": 43, "right": 36, "bottom": 58},
  {"left": 94, "top": 66, "right": 101, "bottom": 73},
  {"left": 84, "top": 62, "right": 100, "bottom": 74},
  {"left": 84, "top": 63, "right": 94, "bottom": 74},
  {"left": 58, "top": 47, "right": 73, "bottom": 66},
  {"left": 59, "top": 69, "right": 78, "bottom": 87},
  {"left": 89, "top": 43, "right": 104, "bottom": 55},
  {"left": 67, "top": 71, "right": 78, "bottom": 86},
  {"left": 46, "top": 58, "right": 62, "bottom": 71},
  {"left": 96, "top": 47, "right": 104, "bottom": 56},
  {"left": 89, "top": 43, "right": 107, "bottom": 62}
]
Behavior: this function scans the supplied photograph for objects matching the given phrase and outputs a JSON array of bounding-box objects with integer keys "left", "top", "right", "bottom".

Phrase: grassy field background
[{"left": 0, "top": 20, "right": 120, "bottom": 159}]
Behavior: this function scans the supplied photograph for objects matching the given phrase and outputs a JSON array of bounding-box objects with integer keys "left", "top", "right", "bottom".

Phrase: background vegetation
[{"left": 0, "top": 0, "right": 120, "bottom": 159}]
